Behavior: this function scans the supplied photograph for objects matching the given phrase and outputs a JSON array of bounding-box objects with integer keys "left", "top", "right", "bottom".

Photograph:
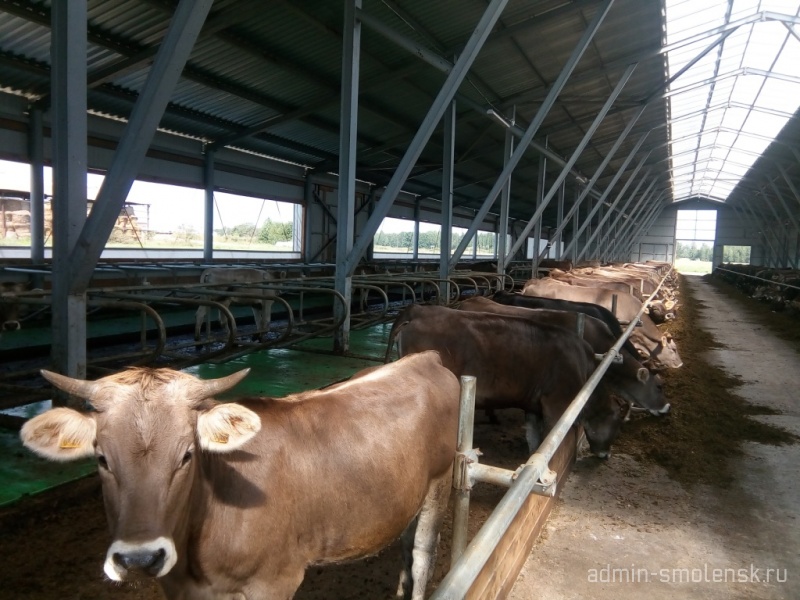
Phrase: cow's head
[
  {"left": 581, "top": 390, "right": 629, "bottom": 458},
  {"left": 607, "top": 354, "right": 670, "bottom": 415},
  {"left": 20, "top": 367, "right": 257, "bottom": 582}
]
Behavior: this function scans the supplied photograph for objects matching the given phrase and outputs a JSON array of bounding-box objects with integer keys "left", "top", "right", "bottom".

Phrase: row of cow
[
  {"left": 16, "top": 261, "right": 682, "bottom": 598},
  {"left": 713, "top": 264, "right": 800, "bottom": 314}
]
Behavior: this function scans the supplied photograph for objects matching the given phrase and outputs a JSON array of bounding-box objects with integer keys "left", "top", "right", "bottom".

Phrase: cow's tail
[{"left": 383, "top": 313, "right": 412, "bottom": 363}]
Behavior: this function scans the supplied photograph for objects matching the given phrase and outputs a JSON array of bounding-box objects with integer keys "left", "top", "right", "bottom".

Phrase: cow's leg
[
  {"left": 524, "top": 412, "right": 543, "bottom": 453},
  {"left": 395, "top": 516, "right": 417, "bottom": 599},
  {"left": 397, "top": 469, "right": 452, "bottom": 600},
  {"left": 194, "top": 306, "right": 207, "bottom": 341}
]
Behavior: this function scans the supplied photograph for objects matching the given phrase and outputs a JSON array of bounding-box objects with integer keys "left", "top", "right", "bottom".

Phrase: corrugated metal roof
[{"left": 0, "top": 0, "right": 796, "bottom": 231}]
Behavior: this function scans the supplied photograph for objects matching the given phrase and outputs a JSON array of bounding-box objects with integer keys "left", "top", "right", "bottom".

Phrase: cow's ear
[
  {"left": 637, "top": 367, "right": 650, "bottom": 383},
  {"left": 661, "top": 335, "right": 668, "bottom": 347},
  {"left": 20, "top": 408, "right": 96, "bottom": 461},
  {"left": 197, "top": 403, "right": 261, "bottom": 453}
]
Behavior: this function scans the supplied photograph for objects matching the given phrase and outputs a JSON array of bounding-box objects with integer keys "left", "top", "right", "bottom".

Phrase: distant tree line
[
  {"left": 216, "top": 219, "right": 293, "bottom": 244},
  {"left": 676, "top": 241, "right": 713, "bottom": 262},
  {"left": 374, "top": 229, "right": 496, "bottom": 253},
  {"left": 722, "top": 245, "right": 750, "bottom": 264}
]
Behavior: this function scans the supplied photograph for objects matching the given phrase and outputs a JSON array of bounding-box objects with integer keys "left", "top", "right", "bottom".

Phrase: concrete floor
[{"left": 509, "top": 275, "right": 800, "bottom": 600}]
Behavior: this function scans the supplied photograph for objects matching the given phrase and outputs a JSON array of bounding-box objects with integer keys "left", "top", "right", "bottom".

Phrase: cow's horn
[
  {"left": 196, "top": 368, "right": 251, "bottom": 399},
  {"left": 41, "top": 370, "right": 102, "bottom": 401}
]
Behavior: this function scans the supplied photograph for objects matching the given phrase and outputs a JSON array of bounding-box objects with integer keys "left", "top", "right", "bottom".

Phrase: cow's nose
[
  {"left": 113, "top": 548, "right": 166, "bottom": 576},
  {"left": 2, "top": 321, "right": 20, "bottom": 331}
]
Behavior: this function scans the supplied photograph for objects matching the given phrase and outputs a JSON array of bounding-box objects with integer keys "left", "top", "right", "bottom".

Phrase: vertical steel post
[
  {"left": 555, "top": 180, "right": 565, "bottom": 258},
  {"left": 575, "top": 145, "right": 654, "bottom": 261},
  {"left": 621, "top": 194, "right": 664, "bottom": 260},
  {"left": 303, "top": 175, "right": 314, "bottom": 262},
  {"left": 203, "top": 148, "right": 215, "bottom": 263},
  {"left": 334, "top": 0, "right": 362, "bottom": 353},
  {"left": 497, "top": 111, "right": 514, "bottom": 274},
  {"left": 564, "top": 128, "right": 651, "bottom": 260},
  {"left": 440, "top": 101, "right": 455, "bottom": 302},
  {"left": 451, "top": 375, "right": 477, "bottom": 568},
  {"left": 504, "top": 57, "right": 634, "bottom": 263},
  {"left": 68, "top": 0, "right": 213, "bottom": 292},
  {"left": 451, "top": 0, "right": 617, "bottom": 269},
  {"left": 412, "top": 199, "right": 420, "bottom": 260},
  {"left": 571, "top": 187, "right": 581, "bottom": 263},
  {"left": 606, "top": 180, "right": 659, "bottom": 259},
  {"left": 345, "top": 0, "right": 510, "bottom": 275},
  {"left": 598, "top": 164, "right": 653, "bottom": 261},
  {"left": 50, "top": 0, "right": 88, "bottom": 389},
  {"left": 533, "top": 154, "right": 546, "bottom": 272},
  {"left": 28, "top": 107, "right": 45, "bottom": 267}
]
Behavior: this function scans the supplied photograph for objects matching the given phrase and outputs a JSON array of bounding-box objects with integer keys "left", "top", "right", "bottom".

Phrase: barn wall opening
[
  {"left": 675, "top": 209, "right": 717, "bottom": 274},
  {"left": 722, "top": 245, "right": 751, "bottom": 265}
]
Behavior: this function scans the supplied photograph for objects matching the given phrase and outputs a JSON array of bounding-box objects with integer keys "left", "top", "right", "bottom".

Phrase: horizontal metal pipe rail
[
  {"left": 431, "top": 266, "right": 673, "bottom": 599},
  {"left": 714, "top": 266, "right": 800, "bottom": 292}
]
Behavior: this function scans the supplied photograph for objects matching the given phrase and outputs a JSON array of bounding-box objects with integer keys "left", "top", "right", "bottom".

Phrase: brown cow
[
  {"left": 385, "top": 304, "right": 628, "bottom": 458},
  {"left": 457, "top": 297, "right": 670, "bottom": 415},
  {"left": 521, "top": 279, "right": 682, "bottom": 370},
  {"left": 21, "top": 352, "right": 459, "bottom": 600},
  {"left": 0, "top": 281, "right": 29, "bottom": 331},
  {"left": 194, "top": 267, "right": 285, "bottom": 342}
]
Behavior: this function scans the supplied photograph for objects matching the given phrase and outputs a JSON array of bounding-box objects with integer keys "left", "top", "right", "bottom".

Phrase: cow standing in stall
[
  {"left": 194, "top": 267, "right": 284, "bottom": 343},
  {"left": 519, "top": 280, "right": 683, "bottom": 370},
  {"left": 21, "top": 352, "right": 459, "bottom": 600},
  {"left": 457, "top": 296, "right": 670, "bottom": 416},
  {"left": 385, "top": 304, "right": 629, "bottom": 457},
  {"left": 0, "top": 281, "right": 29, "bottom": 332}
]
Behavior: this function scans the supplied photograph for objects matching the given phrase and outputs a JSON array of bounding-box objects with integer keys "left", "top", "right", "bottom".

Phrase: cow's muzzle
[
  {"left": 2, "top": 320, "right": 20, "bottom": 331},
  {"left": 105, "top": 537, "right": 177, "bottom": 581}
]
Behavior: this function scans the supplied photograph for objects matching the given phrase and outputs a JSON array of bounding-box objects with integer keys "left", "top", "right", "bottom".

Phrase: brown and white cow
[
  {"left": 21, "top": 352, "right": 459, "bottom": 600},
  {"left": 457, "top": 297, "right": 670, "bottom": 416},
  {"left": 385, "top": 304, "right": 628, "bottom": 458},
  {"left": 194, "top": 267, "right": 284, "bottom": 342},
  {"left": 521, "top": 279, "right": 682, "bottom": 370}
]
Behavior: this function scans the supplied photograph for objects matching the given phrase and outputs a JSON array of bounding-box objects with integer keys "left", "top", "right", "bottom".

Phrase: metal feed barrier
[{"left": 433, "top": 267, "right": 673, "bottom": 599}]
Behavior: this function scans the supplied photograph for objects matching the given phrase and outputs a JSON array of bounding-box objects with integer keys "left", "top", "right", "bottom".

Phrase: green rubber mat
[{"left": 1, "top": 323, "right": 394, "bottom": 507}]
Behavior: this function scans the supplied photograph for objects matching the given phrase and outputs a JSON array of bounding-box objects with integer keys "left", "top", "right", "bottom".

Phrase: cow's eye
[
  {"left": 97, "top": 454, "right": 108, "bottom": 469},
  {"left": 181, "top": 450, "right": 192, "bottom": 466}
]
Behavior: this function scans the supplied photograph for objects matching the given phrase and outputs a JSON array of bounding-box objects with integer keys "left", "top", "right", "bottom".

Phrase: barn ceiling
[{"left": 0, "top": 0, "right": 798, "bottom": 229}]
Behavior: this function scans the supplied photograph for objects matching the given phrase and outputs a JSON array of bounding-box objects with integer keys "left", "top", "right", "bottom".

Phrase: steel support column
[
  {"left": 533, "top": 154, "right": 546, "bottom": 271},
  {"left": 605, "top": 179, "right": 658, "bottom": 259},
  {"left": 203, "top": 148, "right": 215, "bottom": 263},
  {"left": 597, "top": 165, "right": 653, "bottom": 261},
  {"left": 334, "top": 0, "right": 362, "bottom": 353},
  {"left": 576, "top": 146, "right": 654, "bottom": 261},
  {"left": 412, "top": 199, "right": 420, "bottom": 261},
  {"left": 760, "top": 190, "right": 796, "bottom": 268},
  {"left": 560, "top": 121, "right": 650, "bottom": 260},
  {"left": 776, "top": 163, "right": 800, "bottom": 209},
  {"left": 68, "top": 0, "right": 212, "bottom": 292},
  {"left": 739, "top": 196, "right": 779, "bottom": 267},
  {"left": 303, "top": 175, "right": 314, "bottom": 262},
  {"left": 767, "top": 177, "right": 800, "bottom": 242},
  {"left": 440, "top": 100, "right": 456, "bottom": 300},
  {"left": 50, "top": 0, "right": 87, "bottom": 388},
  {"left": 621, "top": 193, "right": 664, "bottom": 260},
  {"left": 555, "top": 180, "right": 565, "bottom": 258},
  {"left": 497, "top": 112, "right": 514, "bottom": 274},
  {"left": 449, "top": 0, "right": 616, "bottom": 270},
  {"left": 506, "top": 59, "right": 636, "bottom": 263},
  {"left": 571, "top": 187, "right": 581, "bottom": 262},
  {"left": 345, "top": 0, "right": 510, "bottom": 276},
  {"left": 28, "top": 107, "right": 45, "bottom": 266}
]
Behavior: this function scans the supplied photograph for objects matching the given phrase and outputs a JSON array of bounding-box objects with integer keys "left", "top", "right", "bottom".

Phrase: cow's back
[
  {"left": 390, "top": 305, "right": 593, "bottom": 415},
  {"left": 190, "top": 350, "right": 459, "bottom": 579}
]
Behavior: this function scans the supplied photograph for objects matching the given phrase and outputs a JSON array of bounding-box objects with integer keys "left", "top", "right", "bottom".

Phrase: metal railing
[{"left": 431, "top": 266, "right": 673, "bottom": 599}]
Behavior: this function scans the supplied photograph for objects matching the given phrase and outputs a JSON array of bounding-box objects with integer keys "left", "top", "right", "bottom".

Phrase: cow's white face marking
[{"left": 104, "top": 537, "right": 177, "bottom": 581}]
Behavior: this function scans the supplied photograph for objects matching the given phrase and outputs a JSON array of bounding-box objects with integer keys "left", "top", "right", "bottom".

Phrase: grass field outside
[{"left": 674, "top": 257, "right": 712, "bottom": 274}]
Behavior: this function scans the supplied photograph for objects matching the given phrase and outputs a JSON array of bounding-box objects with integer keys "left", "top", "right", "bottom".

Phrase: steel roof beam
[
  {"left": 68, "top": 0, "right": 213, "bottom": 292},
  {"left": 344, "top": 0, "right": 511, "bottom": 276}
]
